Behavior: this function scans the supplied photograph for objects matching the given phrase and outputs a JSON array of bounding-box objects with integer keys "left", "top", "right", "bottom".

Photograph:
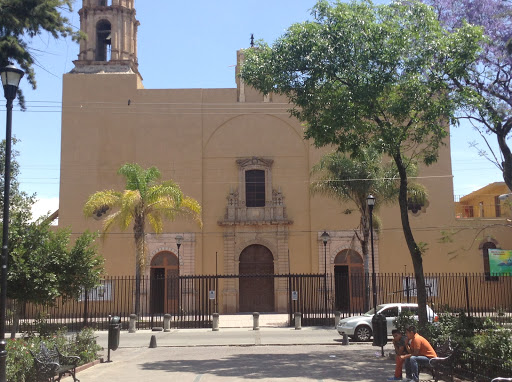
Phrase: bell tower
[{"left": 72, "top": 0, "right": 140, "bottom": 75}]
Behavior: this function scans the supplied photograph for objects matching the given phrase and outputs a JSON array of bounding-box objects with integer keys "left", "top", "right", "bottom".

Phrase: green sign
[{"left": 488, "top": 249, "right": 512, "bottom": 276}]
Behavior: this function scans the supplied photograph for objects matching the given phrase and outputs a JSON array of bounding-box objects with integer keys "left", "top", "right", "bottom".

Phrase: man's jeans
[{"left": 404, "top": 356, "right": 431, "bottom": 381}]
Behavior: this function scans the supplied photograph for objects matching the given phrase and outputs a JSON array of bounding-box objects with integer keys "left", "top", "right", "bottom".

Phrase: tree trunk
[
  {"left": 497, "top": 131, "right": 512, "bottom": 191},
  {"left": 134, "top": 264, "right": 141, "bottom": 316},
  {"left": 133, "top": 215, "right": 145, "bottom": 317},
  {"left": 394, "top": 153, "right": 428, "bottom": 328},
  {"left": 10, "top": 301, "right": 21, "bottom": 339}
]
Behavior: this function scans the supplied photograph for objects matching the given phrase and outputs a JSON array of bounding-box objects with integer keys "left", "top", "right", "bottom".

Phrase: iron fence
[
  {"left": 7, "top": 273, "right": 512, "bottom": 333},
  {"left": 455, "top": 350, "right": 512, "bottom": 381}
]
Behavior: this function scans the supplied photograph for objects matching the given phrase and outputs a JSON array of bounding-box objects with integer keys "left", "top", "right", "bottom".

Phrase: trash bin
[
  {"left": 371, "top": 313, "right": 387, "bottom": 347},
  {"left": 108, "top": 315, "right": 121, "bottom": 351}
]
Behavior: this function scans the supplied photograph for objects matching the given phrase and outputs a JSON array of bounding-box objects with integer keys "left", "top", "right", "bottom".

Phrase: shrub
[
  {"left": 6, "top": 327, "right": 102, "bottom": 382},
  {"left": 473, "top": 319, "right": 512, "bottom": 362},
  {"left": 394, "top": 310, "right": 416, "bottom": 335},
  {"left": 68, "top": 327, "right": 102, "bottom": 364},
  {"left": 6, "top": 338, "right": 39, "bottom": 382},
  {"left": 393, "top": 310, "right": 486, "bottom": 349}
]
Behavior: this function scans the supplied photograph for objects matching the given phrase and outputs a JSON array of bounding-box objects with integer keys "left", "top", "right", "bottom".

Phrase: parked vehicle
[{"left": 336, "top": 303, "right": 438, "bottom": 342}]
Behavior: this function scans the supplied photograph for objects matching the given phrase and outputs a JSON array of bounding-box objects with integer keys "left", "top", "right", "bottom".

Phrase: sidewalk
[
  {"left": 95, "top": 326, "right": 360, "bottom": 349},
  {"left": 63, "top": 326, "right": 401, "bottom": 381}
]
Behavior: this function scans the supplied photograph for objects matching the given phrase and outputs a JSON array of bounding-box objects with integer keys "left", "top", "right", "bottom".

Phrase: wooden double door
[
  {"left": 150, "top": 251, "right": 179, "bottom": 314},
  {"left": 334, "top": 249, "right": 365, "bottom": 312},
  {"left": 239, "top": 245, "right": 275, "bottom": 313}
]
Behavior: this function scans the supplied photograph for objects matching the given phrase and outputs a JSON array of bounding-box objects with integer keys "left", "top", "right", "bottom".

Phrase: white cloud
[{"left": 31, "top": 197, "right": 59, "bottom": 223}]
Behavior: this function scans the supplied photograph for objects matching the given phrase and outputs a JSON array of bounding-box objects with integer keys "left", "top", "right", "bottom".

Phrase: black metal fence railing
[
  {"left": 8, "top": 273, "right": 512, "bottom": 333},
  {"left": 455, "top": 350, "right": 512, "bottom": 381}
]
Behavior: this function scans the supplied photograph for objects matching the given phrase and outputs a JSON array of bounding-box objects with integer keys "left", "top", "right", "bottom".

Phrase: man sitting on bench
[{"left": 400, "top": 325, "right": 437, "bottom": 382}]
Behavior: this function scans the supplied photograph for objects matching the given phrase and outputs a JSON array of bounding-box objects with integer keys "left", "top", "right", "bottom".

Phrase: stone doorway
[
  {"left": 150, "top": 251, "right": 179, "bottom": 314},
  {"left": 334, "top": 249, "right": 365, "bottom": 312},
  {"left": 239, "top": 244, "right": 275, "bottom": 312}
]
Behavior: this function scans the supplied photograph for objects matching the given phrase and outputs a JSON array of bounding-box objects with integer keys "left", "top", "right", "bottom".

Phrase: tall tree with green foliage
[
  {"left": 311, "top": 149, "right": 426, "bottom": 310},
  {"left": 1, "top": 139, "right": 104, "bottom": 336},
  {"left": 241, "top": 0, "right": 482, "bottom": 326},
  {"left": 423, "top": 0, "right": 512, "bottom": 191},
  {"left": 83, "top": 163, "right": 202, "bottom": 315},
  {"left": 0, "top": 138, "right": 35, "bottom": 219},
  {"left": 0, "top": 0, "right": 80, "bottom": 104},
  {"left": 7, "top": 223, "right": 104, "bottom": 337}
]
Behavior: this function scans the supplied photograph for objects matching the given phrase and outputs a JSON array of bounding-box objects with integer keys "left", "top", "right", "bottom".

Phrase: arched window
[{"left": 96, "top": 20, "right": 111, "bottom": 61}]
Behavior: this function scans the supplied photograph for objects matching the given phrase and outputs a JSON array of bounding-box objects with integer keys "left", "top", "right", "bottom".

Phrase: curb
[{"left": 65, "top": 359, "right": 102, "bottom": 377}]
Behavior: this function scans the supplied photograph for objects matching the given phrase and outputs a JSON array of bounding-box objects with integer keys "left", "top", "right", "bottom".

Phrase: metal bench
[
  {"left": 29, "top": 342, "right": 81, "bottom": 382},
  {"left": 427, "top": 342, "right": 459, "bottom": 382},
  {"left": 416, "top": 339, "right": 458, "bottom": 382}
]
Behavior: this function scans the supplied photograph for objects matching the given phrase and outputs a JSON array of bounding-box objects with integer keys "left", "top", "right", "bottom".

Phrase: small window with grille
[{"left": 245, "top": 170, "right": 265, "bottom": 207}]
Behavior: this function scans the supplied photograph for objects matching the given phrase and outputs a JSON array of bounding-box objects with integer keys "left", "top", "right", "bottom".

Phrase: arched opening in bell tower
[{"left": 96, "top": 20, "right": 112, "bottom": 61}]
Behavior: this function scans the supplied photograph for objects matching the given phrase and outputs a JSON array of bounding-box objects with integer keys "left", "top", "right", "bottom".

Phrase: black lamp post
[
  {"left": 175, "top": 235, "right": 183, "bottom": 270},
  {"left": 0, "top": 63, "right": 24, "bottom": 382},
  {"left": 321, "top": 231, "right": 330, "bottom": 320},
  {"left": 367, "top": 194, "right": 377, "bottom": 312}
]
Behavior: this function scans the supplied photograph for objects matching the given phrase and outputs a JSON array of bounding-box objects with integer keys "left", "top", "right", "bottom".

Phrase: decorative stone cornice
[
  {"left": 236, "top": 157, "right": 274, "bottom": 169},
  {"left": 219, "top": 187, "right": 292, "bottom": 226}
]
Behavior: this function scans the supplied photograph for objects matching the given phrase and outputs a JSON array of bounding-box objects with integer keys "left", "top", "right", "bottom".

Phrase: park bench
[
  {"left": 30, "top": 342, "right": 81, "bottom": 382},
  {"left": 423, "top": 340, "right": 459, "bottom": 382}
]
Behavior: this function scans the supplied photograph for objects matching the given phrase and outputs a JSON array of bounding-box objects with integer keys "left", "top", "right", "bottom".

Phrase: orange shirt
[{"left": 410, "top": 334, "right": 437, "bottom": 358}]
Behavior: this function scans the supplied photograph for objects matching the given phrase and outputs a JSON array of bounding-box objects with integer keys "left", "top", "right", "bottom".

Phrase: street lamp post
[
  {"left": 0, "top": 63, "right": 24, "bottom": 382},
  {"left": 367, "top": 194, "right": 377, "bottom": 312},
  {"left": 321, "top": 231, "right": 330, "bottom": 321},
  {"left": 175, "top": 235, "right": 183, "bottom": 271}
]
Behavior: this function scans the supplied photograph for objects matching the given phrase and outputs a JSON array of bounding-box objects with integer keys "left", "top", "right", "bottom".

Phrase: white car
[{"left": 336, "top": 303, "right": 438, "bottom": 342}]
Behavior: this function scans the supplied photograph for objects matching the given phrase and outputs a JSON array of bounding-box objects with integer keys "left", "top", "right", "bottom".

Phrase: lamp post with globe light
[
  {"left": 321, "top": 231, "right": 330, "bottom": 321},
  {"left": 367, "top": 194, "right": 377, "bottom": 312},
  {"left": 0, "top": 63, "right": 24, "bottom": 382}
]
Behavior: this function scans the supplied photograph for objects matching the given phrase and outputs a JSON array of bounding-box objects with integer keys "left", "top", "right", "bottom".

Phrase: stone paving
[{"left": 59, "top": 322, "right": 430, "bottom": 381}]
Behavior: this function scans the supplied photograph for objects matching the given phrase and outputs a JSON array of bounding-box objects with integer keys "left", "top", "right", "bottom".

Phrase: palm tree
[
  {"left": 83, "top": 163, "right": 202, "bottom": 315},
  {"left": 310, "top": 149, "right": 427, "bottom": 310},
  {"left": 311, "top": 149, "right": 397, "bottom": 276}
]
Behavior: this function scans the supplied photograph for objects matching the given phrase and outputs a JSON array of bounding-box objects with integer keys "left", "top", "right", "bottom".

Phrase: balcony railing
[{"left": 454, "top": 197, "right": 510, "bottom": 219}]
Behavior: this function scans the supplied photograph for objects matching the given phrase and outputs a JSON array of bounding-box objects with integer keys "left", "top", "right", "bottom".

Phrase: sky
[{"left": 0, "top": 0, "right": 505, "bottom": 218}]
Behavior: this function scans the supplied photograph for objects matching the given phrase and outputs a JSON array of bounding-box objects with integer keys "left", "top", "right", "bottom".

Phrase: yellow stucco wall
[
  {"left": 59, "top": 68, "right": 512, "bottom": 282},
  {"left": 456, "top": 182, "right": 511, "bottom": 218}
]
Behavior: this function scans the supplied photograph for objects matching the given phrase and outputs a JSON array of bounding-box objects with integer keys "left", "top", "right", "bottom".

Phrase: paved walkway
[{"left": 62, "top": 326, "right": 411, "bottom": 381}]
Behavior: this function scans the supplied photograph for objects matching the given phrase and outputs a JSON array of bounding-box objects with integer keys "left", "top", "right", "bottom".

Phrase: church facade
[{"left": 58, "top": 0, "right": 512, "bottom": 314}]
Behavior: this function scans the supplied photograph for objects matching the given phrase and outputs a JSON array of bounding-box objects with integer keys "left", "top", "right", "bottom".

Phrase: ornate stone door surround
[
  {"left": 219, "top": 156, "right": 292, "bottom": 313},
  {"left": 319, "top": 230, "right": 379, "bottom": 275}
]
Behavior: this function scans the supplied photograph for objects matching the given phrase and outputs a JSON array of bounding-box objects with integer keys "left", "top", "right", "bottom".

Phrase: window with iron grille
[
  {"left": 495, "top": 195, "right": 501, "bottom": 217},
  {"left": 463, "top": 205, "right": 474, "bottom": 218},
  {"left": 245, "top": 170, "right": 265, "bottom": 207}
]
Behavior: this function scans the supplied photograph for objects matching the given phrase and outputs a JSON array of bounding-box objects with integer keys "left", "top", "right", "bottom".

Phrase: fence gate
[{"left": 288, "top": 274, "right": 331, "bottom": 326}]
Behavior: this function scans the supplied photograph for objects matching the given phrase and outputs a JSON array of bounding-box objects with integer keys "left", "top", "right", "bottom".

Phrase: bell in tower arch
[
  {"left": 73, "top": 0, "right": 139, "bottom": 74},
  {"left": 96, "top": 20, "right": 112, "bottom": 61}
]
